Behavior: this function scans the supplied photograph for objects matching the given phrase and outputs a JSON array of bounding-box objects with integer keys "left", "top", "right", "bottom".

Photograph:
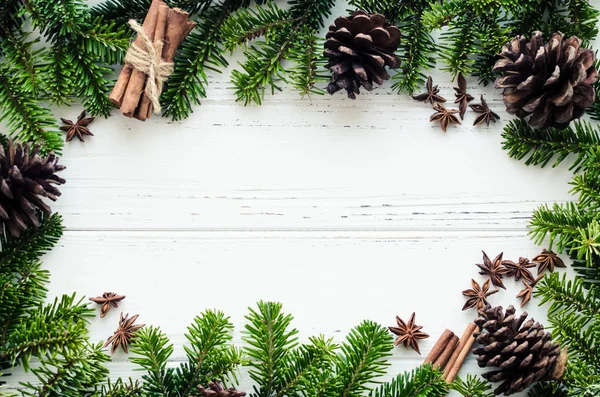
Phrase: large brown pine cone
[
  {"left": 0, "top": 141, "right": 65, "bottom": 237},
  {"left": 473, "top": 305, "right": 567, "bottom": 396},
  {"left": 196, "top": 381, "right": 246, "bottom": 397},
  {"left": 324, "top": 11, "right": 401, "bottom": 99},
  {"left": 493, "top": 31, "right": 598, "bottom": 130}
]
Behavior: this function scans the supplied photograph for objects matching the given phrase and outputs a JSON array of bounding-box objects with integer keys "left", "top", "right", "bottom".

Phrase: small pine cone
[
  {"left": 493, "top": 31, "right": 598, "bottom": 130},
  {"left": 324, "top": 11, "right": 401, "bottom": 99},
  {"left": 0, "top": 141, "right": 65, "bottom": 237},
  {"left": 196, "top": 381, "right": 246, "bottom": 397},
  {"left": 473, "top": 305, "right": 567, "bottom": 396}
]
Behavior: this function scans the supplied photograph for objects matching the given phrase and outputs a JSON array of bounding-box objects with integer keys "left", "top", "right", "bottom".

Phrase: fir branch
[
  {"left": 529, "top": 202, "right": 597, "bottom": 254},
  {"left": 224, "top": 0, "right": 334, "bottom": 104},
  {"left": 564, "top": 358, "right": 600, "bottom": 397},
  {"left": 0, "top": 66, "right": 63, "bottom": 154},
  {"left": 392, "top": 5, "right": 437, "bottom": 93},
  {"left": 173, "top": 310, "right": 241, "bottom": 397},
  {"left": 0, "top": 31, "right": 45, "bottom": 96},
  {"left": 6, "top": 294, "right": 95, "bottom": 371},
  {"left": 0, "top": 260, "right": 49, "bottom": 348},
  {"left": 287, "top": 28, "right": 326, "bottom": 97},
  {"left": 536, "top": 272, "right": 600, "bottom": 324},
  {"left": 0, "top": 213, "right": 63, "bottom": 275},
  {"left": 450, "top": 374, "right": 493, "bottom": 397},
  {"left": 92, "top": 378, "right": 143, "bottom": 397},
  {"left": 571, "top": 219, "right": 600, "bottom": 265},
  {"left": 243, "top": 301, "right": 299, "bottom": 396},
  {"left": 572, "top": 256, "right": 600, "bottom": 289},
  {"left": 161, "top": 0, "right": 250, "bottom": 121},
  {"left": 332, "top": 320, "right": 393, "bottom": 397},
  {"left": 20, "top": 342, "right": 109, "bottom": 397},
  {"left": 547, "top": 311, "right": 600, "bottom": 370},
  {"left": 90, "top": 0, "right": 152, "bottom": 24},
  {"left": 501, "top": 119, "right": 600, "bottom": 171},
  {"left": 39, "top": 40, "right": 76, "bottom": 104},
  {"left": 571, "top": 173, "right": 600, "bottom": 211},
  {"left": 370, "top": 364, "right": 447, "bottom": 397},
  {"left": 129, "top": 326, "right": 176, "bottom": 397}
]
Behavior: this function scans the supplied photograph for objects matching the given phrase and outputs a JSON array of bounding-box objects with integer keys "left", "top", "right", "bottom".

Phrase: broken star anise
[
  {"left": 453, "top": 72, "right": 474, "bottom": 119},
  {"left": 517, "top": 274, "right": 545, "bottom": 307},
  {"left": 476, "top": 251, "right": 506, "bottom": 289},
  {"left": 470, "top": 95, "right": 500, "bottom": 126},
  {"left": 389, "top": 312, "right": 429, "bottom": 354},
  {"left": 462, "top": 279, "right": 498, "bottom": 311},
  {"left": 103, "top": 312, "right": 144, "bottom": 354},
  {"left": 500, "top": 257, "right": 535, "bottom": 283},
  {"left": 412, "top": 76, "right": 446, "bottom": 105},
  {"left": 532, "top": 249, "right": 566, "bottom": 275},
  {"left": 89, "top": 292, "right": 126, "bottom": 318},
  {"left": 60, "top": 110, "right": 94, "bottom": 142},
  {"left": 430, "top": 103, "right": 461, "bottom": 132}
]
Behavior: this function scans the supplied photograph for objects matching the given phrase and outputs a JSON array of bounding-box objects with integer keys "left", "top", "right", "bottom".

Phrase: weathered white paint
[{"left": 5, "top": 1, "right": 598, "bottom": 395}]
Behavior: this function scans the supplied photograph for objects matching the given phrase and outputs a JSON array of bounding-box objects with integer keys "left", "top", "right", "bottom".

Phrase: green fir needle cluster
[
  {"left": 0, "top": 0, "right": 129, "bottom": 154},
  {"left": 0, "top": 213, "right": 111, "bottom": 396},
  {"left": 222, "top": 0, "right": 335, "bottom": 105},
  {"left": 421, "top": 0, "right": 599, "bottom": 83},
  {"left": 502, "top": 118, "right": 600, "bottom": 396}
]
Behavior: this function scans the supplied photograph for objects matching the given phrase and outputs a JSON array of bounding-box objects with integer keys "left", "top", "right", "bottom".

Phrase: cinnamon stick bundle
[
  {"left": 109, "top": 0, "right": 196, "bottom": 120},
  {"left": 444, "top": 322, "right": 478, "bottom": 383}
]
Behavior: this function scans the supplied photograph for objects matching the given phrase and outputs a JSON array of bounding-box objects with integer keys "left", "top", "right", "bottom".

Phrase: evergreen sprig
[
  {"left": 222, "top": 0, "right": 334, "bottom": 104},
  {"left": 369, "top": 364, "right": 447, "bottom": 397},
  {"left": 501, "top": 119, "right": 600, "bottom": 171},
  {"left": 422, "top": 0, "right": 599, "bottom": 83},
  {"left": 450, "top": 374, "right": 493, "bottom": 397}
]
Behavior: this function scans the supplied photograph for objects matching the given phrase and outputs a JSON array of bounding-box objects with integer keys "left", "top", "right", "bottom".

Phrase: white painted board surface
[{"left": 5, "top": 1, "right": 599, "bottom": 395}]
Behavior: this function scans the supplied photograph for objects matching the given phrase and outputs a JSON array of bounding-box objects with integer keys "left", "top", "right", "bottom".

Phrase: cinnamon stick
[
  {"left": 120, "top": 0, "right": 167, "bottom": 117},
  {"left": 136, "top": 4, "right": 169, "bottom": 121},
  {"left": 423, "top": 329, "right": 454, "bottom": 365},
  {"left": 143, "top": 8, "right": 196, "bottom": 118},
  {"left": 433, "top": 334, "right": 459, "bottom": 370},
  {"left": 109, "top": 0, "right": 165, "bottom": 107},
  {"left": 444, "top": 322, "right": 479, "bottom": 383}
]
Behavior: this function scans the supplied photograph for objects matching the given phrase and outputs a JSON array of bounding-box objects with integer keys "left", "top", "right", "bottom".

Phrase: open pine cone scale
[
  {"left": 324, "top": 11, "right": 401, "bottom": 99},
  {"left": 493, "top": 32, "right": 598, "bottom": 130}
]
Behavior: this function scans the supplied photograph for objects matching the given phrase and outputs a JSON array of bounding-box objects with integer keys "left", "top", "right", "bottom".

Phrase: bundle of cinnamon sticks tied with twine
[
  {"left": 423, "top": 322, "right": 478, "bottom": 383},
  {"left": 109, "top": 0, "right": 195, "bottom": 121}
]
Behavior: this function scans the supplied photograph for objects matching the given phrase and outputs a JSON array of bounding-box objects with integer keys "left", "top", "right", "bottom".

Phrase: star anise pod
[
  {"left": 89, "top": 292, "right": 126, "bottom": 318},
  {"left": 197, "top": 381, "right": 247, "bottom": 397},
  {"left": 453, "top": 73, "right": 474, "bottom": 119},
  {"left": 470, "top": 95, "right": 500, "bottom": 126},
  {"left": 412, "top": 76, "right": 446, "bottom": 105},
  {"left": 462, "top": 279, "right": 498, "bottom": 311},
  {"left": 517, "top": 274, "right": 545, "bottom": 307},
  {"left": 500, "top": 257, "right": 535, "bottom": 283},
  {"left": 389, "top": 312, "right": 429, "bottom": 354},
  {"left": 103, "top": 312, "right": 144, "bottom": 354},
  {"left": 532, "top": 249, "right": 566, "bottom": 275},
  {"left": 430, "top": 103, "right": 461, "bottom": 132},
  {"left": 60, "top": 110, "right": 94, "bottom": 142},
  {"left": 476, "top": 251, "right": 506, "bottom": 289}
]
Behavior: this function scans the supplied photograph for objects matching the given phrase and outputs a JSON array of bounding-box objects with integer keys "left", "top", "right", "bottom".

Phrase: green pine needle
[{"left": 370, "top": 364, "right": 448, "bottom": 397}]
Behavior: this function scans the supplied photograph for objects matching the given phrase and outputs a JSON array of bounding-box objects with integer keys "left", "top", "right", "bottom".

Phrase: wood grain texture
[{"left": 4, "top": 0, "right": 598, "bottom": 395}]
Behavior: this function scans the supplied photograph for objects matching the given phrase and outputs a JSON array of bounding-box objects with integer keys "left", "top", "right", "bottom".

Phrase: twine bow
[{"left": 124, "top": 19, "right": 173, "bottom": 113}]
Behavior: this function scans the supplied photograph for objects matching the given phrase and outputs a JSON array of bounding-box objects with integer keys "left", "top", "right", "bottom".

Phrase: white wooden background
[{"left": 7, "top": 1, "right": 598, "bottom": 395}]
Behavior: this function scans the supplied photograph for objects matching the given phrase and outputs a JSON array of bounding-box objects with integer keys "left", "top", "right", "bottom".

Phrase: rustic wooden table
[{"left": 8, "top": 1, "right": 593, "bottom": 395}]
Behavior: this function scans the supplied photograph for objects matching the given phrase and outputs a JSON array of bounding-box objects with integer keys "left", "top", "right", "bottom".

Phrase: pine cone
[
  {"left": 473, "top": 305, "right": 567, "bottom": 396},
  {"left": 324, "top": 11, "right": 401, "bottom": 99},
  {"left": 493, "top": 31, "right": 598, "bottom": 130},
  {"left": 0, "top": 141, "right": 65, "bottom": 237},
  {"left": 196, "top": 381, "right": 246, "bottom": 397}
]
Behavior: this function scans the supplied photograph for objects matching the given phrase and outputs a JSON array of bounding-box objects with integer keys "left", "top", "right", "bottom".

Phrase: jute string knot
[{"left": 124, "top": 19, "right": 173, "bottom": 113}]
